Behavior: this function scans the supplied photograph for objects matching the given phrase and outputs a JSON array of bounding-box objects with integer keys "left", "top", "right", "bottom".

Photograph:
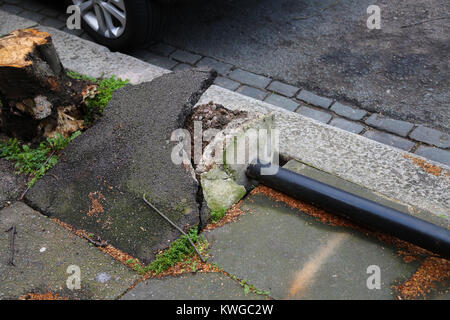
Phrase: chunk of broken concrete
[
  {"left": 201, "top": 166, "right": 246, "bottom": 213},
  {"left": 196, "top": 113, "right": 275, "bottom": 190},
  {"left": 25, "top": 69, "right": 216, "bottom": 263}
]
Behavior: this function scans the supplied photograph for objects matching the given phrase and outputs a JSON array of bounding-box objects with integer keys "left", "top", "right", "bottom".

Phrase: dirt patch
[
  {"left": 403, "top": 154, "right": 444, "bottom": 176},
  {"left": 184, "top": 101, "right": 247, "bottom": 159}
]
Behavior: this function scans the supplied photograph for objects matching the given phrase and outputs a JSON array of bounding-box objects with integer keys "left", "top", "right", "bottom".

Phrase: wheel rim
[{"left": 72, "top": 0, "right": 127, "bottom": 39}]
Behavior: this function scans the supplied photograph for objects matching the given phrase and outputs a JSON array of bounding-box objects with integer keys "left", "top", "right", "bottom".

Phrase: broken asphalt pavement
[{"left": 25, "top": 69, "right": 216, "bottom": 264}]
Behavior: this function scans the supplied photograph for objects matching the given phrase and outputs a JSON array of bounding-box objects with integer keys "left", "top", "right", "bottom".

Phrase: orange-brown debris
[
  {"left": 19, "top": 292, "right": 68, "bottom": 300},
  {"left": 393, "top": 257, "right": 450, "bottom": 300},
  {"left": 145, "top": 253, "right": 221, "bottom": 280},
  {"left": 203, "top": 200, "right": 246, "bottom": 231},
  {"left": 51, "top": 217, "right": 135, "bottom": 268},
  {"left": 251, "top": 185, "right": 450, "bottom": 299},
  {"left": 251, "top": 185, "right": 433, "bottom": 259},
  {"left": 250, "top": 185, "right": 360, "bottom": 228},
  {"left": 87, "top": 191, "right": 104, "bottom": 216},
  {"left": 403, "top": 154, "right": 443, "bottom": 176}
]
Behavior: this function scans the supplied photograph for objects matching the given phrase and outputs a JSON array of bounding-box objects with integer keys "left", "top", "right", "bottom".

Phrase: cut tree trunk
[{"left": 0, "top": 28, "right": 96, "bottom": 140}]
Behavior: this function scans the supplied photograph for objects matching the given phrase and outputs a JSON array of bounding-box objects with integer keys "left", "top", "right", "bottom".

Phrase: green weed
[
  {"left": 67, "top": 70, "right": 129, "bottom": 123},
  {"left": 210, "top": 207, "right": 227, "bottom": 222},
  {"left": 0, "top": 131, "right": 81, "bottom": 187},
  {"left": 127, "top": 227, "right": 207, "bottom": 275},
  {"left": 239, "top": 279, "right": 271, "bottom": 297}
]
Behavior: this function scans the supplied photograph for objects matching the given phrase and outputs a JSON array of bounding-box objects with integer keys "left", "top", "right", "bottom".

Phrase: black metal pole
[{"left": 246, "top": 162, "right": 450, "bottom": 259}]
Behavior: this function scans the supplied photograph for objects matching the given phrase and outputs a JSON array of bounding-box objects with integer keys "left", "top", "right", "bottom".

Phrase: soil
[{"left": 184, "top": 101, "right": 247, "bottom": 159}]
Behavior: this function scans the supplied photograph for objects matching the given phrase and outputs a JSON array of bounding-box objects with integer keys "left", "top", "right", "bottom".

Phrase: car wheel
[{"left": 67, "top": 0, "right": 166, "bottom": 50}]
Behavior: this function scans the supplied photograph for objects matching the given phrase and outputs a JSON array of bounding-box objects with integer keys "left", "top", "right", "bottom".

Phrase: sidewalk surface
[{"left": 0, "top": 8, "right": 449, "bottom": 300}]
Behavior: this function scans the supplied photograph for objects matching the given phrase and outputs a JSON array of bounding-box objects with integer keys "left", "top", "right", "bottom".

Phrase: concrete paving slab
[
  {"left": 196, "top": 86, "right": 450, "bottom": 221},
  {"left": 26, "top": 69, "right": 216, "bottom": 264},
  {"left": 0, "top": 202, "right": 138, "bottom": 300},
  {"left": 205, "top": 193, "right": 420, "bottom": 300},
  {"left": 121, "top": 272, "right": 266, "bottom": 300},
  {"left": 0, "top": 9, "right": 37, "bottom": 36}
]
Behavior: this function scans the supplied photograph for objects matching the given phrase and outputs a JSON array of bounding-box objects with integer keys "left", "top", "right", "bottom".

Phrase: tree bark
[{"left": 0, "top": 28, "right": 96, "bottom": 140}]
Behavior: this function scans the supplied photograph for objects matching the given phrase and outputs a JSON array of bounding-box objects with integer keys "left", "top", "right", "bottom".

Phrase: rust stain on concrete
[{"left": 286, "top": 232, "right": 349, "bottom": 299}]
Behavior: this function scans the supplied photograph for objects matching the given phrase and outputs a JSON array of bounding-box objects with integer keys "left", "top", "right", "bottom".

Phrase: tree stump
[{"left": 0, "top": 29, "right": 96, "bottom": 140}]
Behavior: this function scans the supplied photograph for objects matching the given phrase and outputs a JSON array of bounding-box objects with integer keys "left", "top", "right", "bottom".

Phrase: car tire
[{"left": 66, "top": 0, "right": 167, "bottom": 50}]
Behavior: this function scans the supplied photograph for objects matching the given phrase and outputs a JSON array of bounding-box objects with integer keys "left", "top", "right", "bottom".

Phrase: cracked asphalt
[{"left": 32, "top": 0, "right": 450, "bottom": 132}]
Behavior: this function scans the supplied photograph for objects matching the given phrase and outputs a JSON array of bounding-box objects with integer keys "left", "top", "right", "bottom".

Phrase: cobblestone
[
  {"left": 331, "top": 102, "right": 367, "bottom": 121},
  {"left": 267, "top": 81, "right": 300, "bottom": 97},
  {"left": 40, "top": 17, "right": 66, "bottom": 29},
  {"left": 414, "top": 146, "right": 450, "bottom": 166},
  {"left": 236, "top": 85, "right": 268, "bottom": 100},
  {"left": 330, "top": 118, "right": 365, "bottom": 134},
  {"left": 296, "top": 106, "right": 332, "bottom": 124},
  {"left": 409, "top": 126, "right": 450, "bottom": 148},
  {"left": 214, "top": 77, "right": 240, "bottom": 91},
  {"left": 130, "top": 49, "right": 178, "bottom": 69},
  {"left": 196, "top": 57, "right": 233, "bottom": 75},
  {"left": 264, "top": 93, "right": 299, "bottom": 111},
  {"left": 363, "top": 130, "right": 415, "bottom": 151},
  {"left": 170, "top": 49, "right": 202, "bottom": 65},
  {"left": 172, "top": 63, "right": 193, "bottom": 72},
  {"left": 365, "top": 114, "right": 414, "bottom": 137},
  {"left": 229, "top": 69, "right": 271, "bottom": 89},
  {"left": 297, "top": 90, "right": 333, "bottom": 109},
  {"left": 148, "top": 42, "right": 177, "bottom": 57}
]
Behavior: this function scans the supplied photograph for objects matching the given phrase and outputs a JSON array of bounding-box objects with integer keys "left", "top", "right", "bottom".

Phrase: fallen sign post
[{"left": 246, "top": 161, "right": 450, "bottom": 259}]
